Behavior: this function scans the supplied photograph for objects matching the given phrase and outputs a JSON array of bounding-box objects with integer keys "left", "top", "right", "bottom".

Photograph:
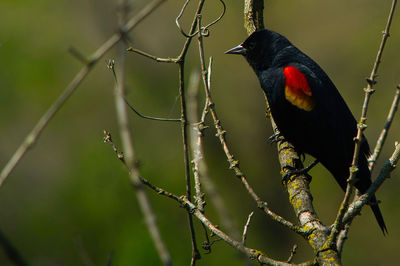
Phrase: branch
[
  {"left": 0, "top": 0, "right": 166, "bottom": 187},
  {"left": 343, "top": 142, "right": 400, "bottom": 225},
  {"left": 329, "top": 0, "right": 397, "bottom": 244},
  {"left": 198, "top": 26, "right": 303, "bottom": 237},
  {"left": 175, "top": 1, "right": 210, "bottom": 264},
  {"left": 242, "top": 212, "right": 254, "bottom": 245},
  {"left": 187, "top": 71, "right": 206, "bottom": 212},
  {"left": 188, "top": 64, "right": 245, "bottom": 248},
  {"left": 112, "top": 1, "right": 172, "bottom": 263},
  {"left": 126, "top": 47, "right": 177, "bottom": 63},
  {"left": 0, "top": 229, "right": 28, "bottom": 266},
  {"left": 105, "top": 128, "right": 317, "bottom": 266},
  {"left": 369, "top": 84, "right": 400, "bottom": 171},
  {"left": 244, "top": 0, "right": 264, "bottom": 35}
]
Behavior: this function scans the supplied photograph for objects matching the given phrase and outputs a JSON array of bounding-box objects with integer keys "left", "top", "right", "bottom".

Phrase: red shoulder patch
[{"left": 283, "top": 66, "right": 315, "bottom": 111}]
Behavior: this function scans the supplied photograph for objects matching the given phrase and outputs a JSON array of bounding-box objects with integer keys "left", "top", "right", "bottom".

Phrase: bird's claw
[{"left": 281, "top": 159, "right": 319, "bottom": 184}]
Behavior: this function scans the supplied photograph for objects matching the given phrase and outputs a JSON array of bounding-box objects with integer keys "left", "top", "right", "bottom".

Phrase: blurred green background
[{"left": 0, "top": 0, "right": 399, "bottom": 265}]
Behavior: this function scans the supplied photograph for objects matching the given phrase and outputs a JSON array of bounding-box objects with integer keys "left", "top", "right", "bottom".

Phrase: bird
[{"left": 225, "top": 28, "right": 387, "bottom": 234}]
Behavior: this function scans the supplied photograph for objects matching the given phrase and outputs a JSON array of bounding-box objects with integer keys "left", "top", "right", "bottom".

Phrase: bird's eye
[{"left": 247, "top": 42, "right": 256, "bottom": 50}]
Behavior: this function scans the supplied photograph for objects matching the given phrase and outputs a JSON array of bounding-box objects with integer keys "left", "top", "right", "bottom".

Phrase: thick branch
[
  {"left": 244, "top": 0, "right": 264, "bottom": 35},
  {"left": 244, "top": 1, "right": 341, "bottom": 264}
]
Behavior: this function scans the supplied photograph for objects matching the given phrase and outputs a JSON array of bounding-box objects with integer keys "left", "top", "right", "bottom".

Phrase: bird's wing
[{"left": 286, "top": 63, "right": 370, "bottom": 156}]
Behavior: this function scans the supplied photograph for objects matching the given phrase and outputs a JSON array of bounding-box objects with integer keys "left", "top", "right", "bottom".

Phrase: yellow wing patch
[
  {"left": 285, "top": 85, "right": 315, "bottom": 111},
  {"left": 283, "top": 66, "right": 315, "bottom": 111}
]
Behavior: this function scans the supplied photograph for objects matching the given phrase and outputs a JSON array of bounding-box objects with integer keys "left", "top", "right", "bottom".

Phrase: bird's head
[{"left": 225, "top": 29, "right": 292, "bottom": 73}]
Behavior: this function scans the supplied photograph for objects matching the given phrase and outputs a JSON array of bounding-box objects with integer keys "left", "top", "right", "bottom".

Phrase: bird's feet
[{"left": 282, "top": 159, "right": 319, "bottom": 184}]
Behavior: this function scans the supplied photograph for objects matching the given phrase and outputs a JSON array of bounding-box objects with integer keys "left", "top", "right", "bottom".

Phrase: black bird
[{"left": 226, "top": 29, "right": 387, "bottom": 234}]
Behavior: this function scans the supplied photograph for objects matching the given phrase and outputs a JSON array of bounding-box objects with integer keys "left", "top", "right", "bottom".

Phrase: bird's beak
[{"left": 225, "top": 44, "right": 246, "bottom": 55}]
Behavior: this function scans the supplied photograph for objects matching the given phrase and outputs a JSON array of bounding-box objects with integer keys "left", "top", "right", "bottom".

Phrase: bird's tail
[{"left": 369, "top": 195, "right": 388, "bottom": 235}]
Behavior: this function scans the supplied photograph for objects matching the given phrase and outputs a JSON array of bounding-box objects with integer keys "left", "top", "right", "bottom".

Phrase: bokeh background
[{"left": 1, "top": 0, "right": 399, "bottom": 265}]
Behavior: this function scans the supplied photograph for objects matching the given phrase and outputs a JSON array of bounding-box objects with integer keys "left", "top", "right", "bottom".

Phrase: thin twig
[
  {"left": 287, "top": 244, "right": 297, "bottom": 263},
  {"left": 336, "top": 224, "right": 350, "bottom": 256},
  {"left": 329, "top": 0, "right": 397, "bottom": 244},
  {"left": 126, "top": 47, "right": 177, "bottom": 63},
  {"left": 176, "top": 0, "right": 193, "bottom": 38},
  {"left": 242, "top": 212, "right": 254, "bottom": 245},
  {"left": 369, "top": 84, "right": 400, "bottom": 171},
  {"left": 175, "top": 2, "right": 209, "bottom": 265},
  {"left": 112, "top": 2, "right": 172, "bottom": 263},
  {"left": 175, "top": 0, "right": 226, "bottom": 38},
  {"left": 105, "top": 130, "right": 310, "bottom": 266},
  {"left": 126, "top": 1, "right": 210, "bottom": 263},
  {"left": 68, "top": 46, "right": 89, "bottom": 64},
  {"left": 198, "top": 58, "right": 244, "bottom": 242},
  {"left": 0, "top": 229, "right": 28, "bottom": 266},
  {"left": 0, "top": 0, "right": 166, "bottom": 187},
  {"left": 187, "top": 71, "right": 206, "bottom": 212},
  {"left": 124, "top": 97, "right": 182, "bottom": 122},
  {"left": 334, "top": 142, "right": 400, "bottom": 251},
  {"left": 343, "top": 142, "right": 400, "bottom": 226}
]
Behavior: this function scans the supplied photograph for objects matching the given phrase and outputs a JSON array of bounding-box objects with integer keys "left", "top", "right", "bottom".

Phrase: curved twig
[
  {"left": 176, "top": 0, "right": 226, "bottom": 38},
  {"left": 124, "top": 97, "right": 182, "bottom": 122}
]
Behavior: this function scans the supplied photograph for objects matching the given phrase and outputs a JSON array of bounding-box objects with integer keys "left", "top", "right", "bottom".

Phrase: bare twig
[
  {"left": 336, "top": 224, "right": 350, "bottom": 256},
  {"left": 111, "top": 2, "right": 172, "bottom": 264},
  {"left": 187, "top": 70, "right": 206, "bottom": 212},
  {"left": 176, "top": 0, "right": 194, "bottom": 38},
  {"left": 175, "top": 0, "right": 226, "bottom": 38},
  {"left": 242, "top": 212, "right": 254, "bottom": 245},
  {"left": 105, "top": 128, "right": 311, "bottom": 266},
  {"left": 127, "top": 1, "right": 217, "bottom": 263},
  {"left": 0, "top": 0, "right": 166, "bottom": 187},
  {"left": 126, "top": 47, "right": 177, "bottom": 63},
  {"left": 329, "top": 0, "right": 397, "bottom": 244},
  {"left": 175, "top": 2, "right": 209, "bottom": 265},
  {"left": 104, "top": 130, "right": 125, "bottom": 164},
  {"left": 343, "top": 142, "right": 400, "bottom": 226},
  {"left": 369, "top": 84, "right": 400, "bottom": 171},
  {"left": 124, "top": 97, "right": 182, "bottom": 122},
  {"left": 0, "top": 229, "right": 28, "bottom": 266},
  {"left": 287, "top": 244, "right": 297, "bottom": 263},
  {"left": 68, "top": 46, "right": 89, "bottom": 64}
]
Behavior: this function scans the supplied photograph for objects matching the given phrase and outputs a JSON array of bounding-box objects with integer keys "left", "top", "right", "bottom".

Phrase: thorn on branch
[
  {"left": 215, "top": 129, "right": 226, "bottom": 137},
  {"left": 228, "top": 159, "right": 240, "bottom": 169},
  {"left": 357, "top": 122, "right": 368, "bottom": 130},
  {"left": 382, "top": 30, "right": 390, "bottom": 37},
  {"left": 365, "top": 77, "right": 377, "bottom": 86}
]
